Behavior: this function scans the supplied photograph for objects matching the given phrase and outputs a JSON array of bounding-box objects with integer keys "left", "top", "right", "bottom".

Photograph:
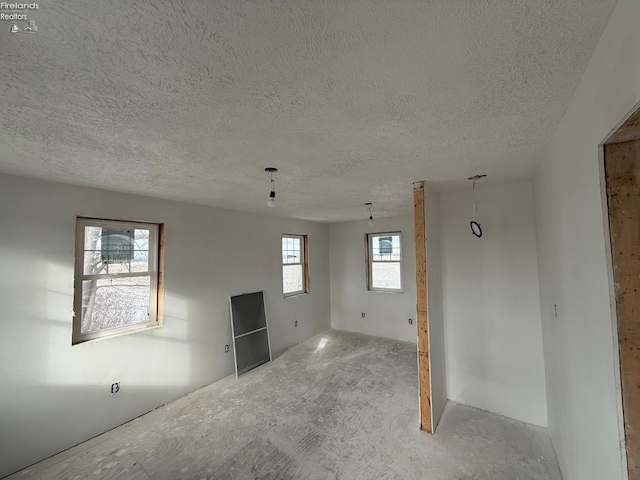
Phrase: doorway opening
[{"left": 603, "top": 104, "right": 640, "bottom": 480}]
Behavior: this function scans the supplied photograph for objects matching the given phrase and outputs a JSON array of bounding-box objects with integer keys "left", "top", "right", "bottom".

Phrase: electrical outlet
[
  {"left": 294, "top": 320, "right": 298, "bottom": 327},
  {"left": 554, "top": 304, "right": 558, "bottom": 319},
  {"left": 408, "top": 318, "right": 413, "bottom": 325},
  {"left": 361, "top": 312, "right": 366, "bottom": 318},
  {"left": 111, "top": 382, "right": 120, "bottom": 395},
  {"left": 224, "top": 344, "right": 229, "bottom": 353}
]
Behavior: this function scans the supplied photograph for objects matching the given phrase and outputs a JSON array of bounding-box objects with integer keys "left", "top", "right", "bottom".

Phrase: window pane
[
  {"left": 372, "top": 235, "right": 400, "bottom": 261},
  {"left": 372, "top": 262, "right": 401, "bottom": 290},
  {"left": 284, "top": 251, "right": 301, "bottom": 264},
  {"left": 282, "top": 236, "right": 302, "bottom": 264},
  {"left": 84, "top": 230, "right": 151, "bottom": 274},
  {"left": 134, "top": 229, "right": 150, "bottom": 250},
  {"left": 372, "top": 236, "right": 381, "bottom": 254},
  {"left": 107, "top": 253, "right": 150, "bottom": 274},
  {"left": 283, "top": 264, "right": 304, "bottom": 294},
  {"left": 391, "top": 235, "right": 401, "bottom": 256},
  {"left": 80, "top": 277, "right": 151, "bottom": 333},
  {"left": 84, "top": 226, "right": 103, "bottom": 250},
  {"left": 132, "top": 250, "right": 149, "bottom": 272},
  {"left": 83, "top": 251, "right": 106, "bottom": 275},
  {"left": 101, "top": 228, "right": 135, "bottom": 265}
]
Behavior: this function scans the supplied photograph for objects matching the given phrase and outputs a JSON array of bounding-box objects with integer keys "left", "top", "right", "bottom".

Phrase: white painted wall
[
  {"left": 533, "top": 0, "right": 640, "bottom": 478},
  {"left": 0, "top": 173, "right": 330, "bottom": 478},
  {"left": 440, "top": 182, "right": 547, "bottom": 427},
  {"left": 329, "top": 215, "right": 417, "bottom": 344},
  {"left": 424, "top": 184, "right": 447, "bottom": 431}
]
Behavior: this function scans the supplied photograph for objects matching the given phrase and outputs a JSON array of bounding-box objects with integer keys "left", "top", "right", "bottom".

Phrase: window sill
[
  {"left": 72, "top": 322, "right": 162, "bottom": 346},
  {"left": 284, "top": 292, "right": 309, "bottom": 299},
  {"left": 367, "top": 289, "right": 404, "bottom": 294}
]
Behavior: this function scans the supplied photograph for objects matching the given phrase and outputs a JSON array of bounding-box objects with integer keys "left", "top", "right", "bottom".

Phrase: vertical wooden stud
[{"left": 414, "top": 181, "right": 432, "bottom": 433}]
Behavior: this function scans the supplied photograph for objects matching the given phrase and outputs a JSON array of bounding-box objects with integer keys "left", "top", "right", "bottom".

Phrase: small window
[
  {"left": 366, "top": 232, "right": 402, "bottom": 292},
  {"left": 282, "top": 234, "right": 309, "bottom": 296},
  {"left": 72, "top": 218, "right": 164, "bottom": 344}
]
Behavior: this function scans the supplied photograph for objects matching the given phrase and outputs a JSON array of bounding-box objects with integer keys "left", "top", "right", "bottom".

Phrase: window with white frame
[
  {"left": 73, "top": 218, "right": 164, "bottom": 344},
  {"left": 366, "top": 232, "right": 402, "bottom": 292},
  {"left": 282, "top": 234, "right": 309, "bottom": 296}
]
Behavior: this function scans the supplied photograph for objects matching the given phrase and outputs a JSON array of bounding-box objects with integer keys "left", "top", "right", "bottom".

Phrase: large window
[
  {"left": 366, "top": 232, "right": 402, "bottom": 292},
  {"left": 73, "top": 218, "right": 164, "bottom": 344},
  {"left": 282, "top": 234, "right": 309, "bottom": 296}
]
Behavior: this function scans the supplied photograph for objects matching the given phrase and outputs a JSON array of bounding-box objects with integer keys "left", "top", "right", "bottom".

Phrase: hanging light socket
[
  {"left": 265, "top": 167, "right": 278, "bottom": 207},
  {"left": 365, "top": 202, "right": 373, "bottom": 225}
]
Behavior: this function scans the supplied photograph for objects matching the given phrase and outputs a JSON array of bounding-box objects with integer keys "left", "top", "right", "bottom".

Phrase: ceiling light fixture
[
  {"left": 365, "top": 202, "right": 373, "bottom": 226},
  {"left": 265, "top": 167, "right": 278, "bottom": 207}
]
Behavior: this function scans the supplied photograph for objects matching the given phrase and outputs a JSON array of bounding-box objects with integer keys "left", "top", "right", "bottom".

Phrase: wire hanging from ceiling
[
  {"left": 468, "top": 175, "right": 486, "bottom": 238},
  {"left": 265, "top": 167, "right": 278, "bottom": 207}
]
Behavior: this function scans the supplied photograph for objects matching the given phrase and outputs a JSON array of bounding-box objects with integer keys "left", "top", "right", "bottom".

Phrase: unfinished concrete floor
[{"left": 8, "top": 330, "right": 562, "bottom": 480}]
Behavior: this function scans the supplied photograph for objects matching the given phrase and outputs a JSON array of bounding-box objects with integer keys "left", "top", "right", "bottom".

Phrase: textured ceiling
[{"left": 0, "top": 0, "right": 617, "bottom": 222}]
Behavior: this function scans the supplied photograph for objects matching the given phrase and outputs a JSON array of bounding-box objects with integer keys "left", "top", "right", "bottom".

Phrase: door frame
[{"left": 599, "top": 99, "right": 640, "bottom": 480}]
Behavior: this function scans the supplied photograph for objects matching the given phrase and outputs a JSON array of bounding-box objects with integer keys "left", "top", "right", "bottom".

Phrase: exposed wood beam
[{"left": 413, "top": 181, "right": 432, "bottom": 433}]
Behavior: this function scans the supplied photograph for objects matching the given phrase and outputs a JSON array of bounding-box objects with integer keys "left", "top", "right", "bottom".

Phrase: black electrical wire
[{"left": 470, "top": 221, "right": 482, "bottom": 238}]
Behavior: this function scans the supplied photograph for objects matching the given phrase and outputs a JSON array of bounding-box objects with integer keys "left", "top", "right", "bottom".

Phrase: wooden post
[
  {"left": 605, "top": 140, "right": 640, "bottom": 480},
  {"left": 413, "top": 181, "right": 432, "bottom": 433}
]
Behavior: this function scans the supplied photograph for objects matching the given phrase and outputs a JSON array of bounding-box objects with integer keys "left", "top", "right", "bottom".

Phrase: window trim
[
  {"left": 282, "top": 233, "right": 309, "bottom": 297},
  {"left": 365, "top": 231, "right": 403, "bottom": 293},
  {"left": 72, "top": 217, "right": 164, "bottom": 345}
]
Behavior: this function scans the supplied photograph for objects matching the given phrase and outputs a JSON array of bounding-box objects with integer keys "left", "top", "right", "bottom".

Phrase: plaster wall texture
[
  {"left": 0, "top": 173, "right": 330, "bottom": 478},
  {"left": 533, "top": 0, "right": 640, "bottom": 478},
  {"left": 440, "top": 182, "right": 547, "bottom": 427},
  {"left": 329, "top": 215, "right": 417, "bottom": 344}
]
